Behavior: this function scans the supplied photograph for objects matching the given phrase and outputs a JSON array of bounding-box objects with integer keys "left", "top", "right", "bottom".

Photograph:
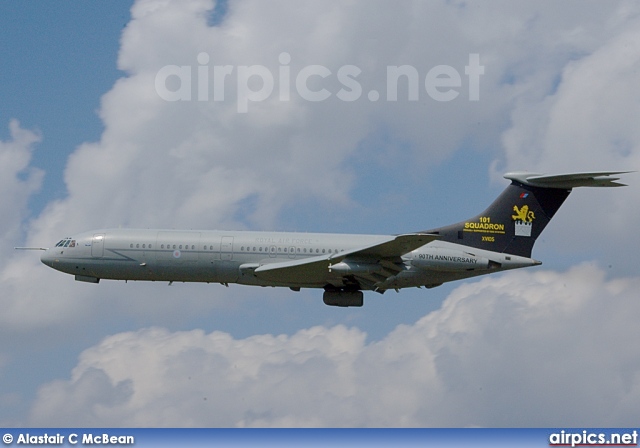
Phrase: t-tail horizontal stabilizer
[{"left": 503, "top": 171, "right": 633, "bottom": 188}]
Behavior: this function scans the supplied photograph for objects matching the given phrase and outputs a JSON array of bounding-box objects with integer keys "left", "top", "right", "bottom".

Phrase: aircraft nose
[{"left": 40, "top": 249, "right": 55, "bottom": 268}]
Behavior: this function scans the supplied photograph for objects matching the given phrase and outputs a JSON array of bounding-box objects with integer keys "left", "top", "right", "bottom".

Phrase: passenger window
[
  {"left": 142, "top": 244, "right": 146, "bottom": 249},
  {"left": 130, "top": 244, "right": 134, "bottom": 248},
  {"left": 136, "top": 244, "right": 140, "bottom": 248}
]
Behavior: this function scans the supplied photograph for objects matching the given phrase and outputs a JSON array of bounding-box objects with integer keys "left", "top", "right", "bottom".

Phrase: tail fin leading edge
[{"left": 426, "top": 171, "right": 631, "bottom": 258}]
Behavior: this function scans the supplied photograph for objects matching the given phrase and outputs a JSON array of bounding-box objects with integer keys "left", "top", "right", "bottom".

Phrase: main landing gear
[{"left": 322, "top": 286, "right": 364, "bottom": 307}]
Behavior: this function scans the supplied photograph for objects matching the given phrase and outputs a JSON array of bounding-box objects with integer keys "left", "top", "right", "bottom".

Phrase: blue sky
[
  {"left": 1, "top": 0, "right": 639, "bottom": 427},
  {"left": 0, "top": 2, "right": 131, "bottom": 213}
]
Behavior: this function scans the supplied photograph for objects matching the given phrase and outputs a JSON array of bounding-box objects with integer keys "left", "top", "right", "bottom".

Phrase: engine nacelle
[
  {"left": 329, "top": 261, "right": 382, "bottom": 275},
  {"left": 323, "top": 290, "right": 364, "bottom": 307},
  {"left": 412, "top": 248, "right": 489, "bottom": 272}
]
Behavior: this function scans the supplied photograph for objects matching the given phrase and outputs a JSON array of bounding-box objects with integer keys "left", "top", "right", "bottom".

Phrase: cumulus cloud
[
  {"left": 29, "top": 264, "right": 640, "bottom": 427},
  {"left": 494, "top": 4, "right": 640, "bottom": 266},
  {"left": 0, "top": 121, "right": 73, "bottom": 331},
  {"left": 32, "top": 0, "right": 625, "bottom": 238},
  {"left": 0, "top": 120, "right": 43, "bottom": 257}
]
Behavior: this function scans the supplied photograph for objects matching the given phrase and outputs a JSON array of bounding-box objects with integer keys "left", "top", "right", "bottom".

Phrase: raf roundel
[{"left": 173, "top": 250, "right": 181, "bottom": 259}]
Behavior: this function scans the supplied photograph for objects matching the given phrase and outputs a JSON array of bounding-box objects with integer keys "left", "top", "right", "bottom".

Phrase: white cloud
[
  {"left": 500, "top": 14, "right": 640, "bottom": 173},
  {"left": 29, "top": 264, "right": 640, "bottom": 427},
  {"left": 497, "top": 6, "right": 640, "bottom": 267},
  {"left": 0, "top": 120, "right": 43, "bottom": 256},
  {"left": 0, "top": 121, "right": 74, "bottom": 331}
]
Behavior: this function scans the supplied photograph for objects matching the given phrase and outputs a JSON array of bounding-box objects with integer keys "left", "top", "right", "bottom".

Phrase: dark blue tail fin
[{"left": 425, "top": 171, "right": 630, "bottom": 258}]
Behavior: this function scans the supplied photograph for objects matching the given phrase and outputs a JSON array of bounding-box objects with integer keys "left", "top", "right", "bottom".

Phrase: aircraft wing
[
  {"left": 337, "top": 233, "right": 439, "bottom": 259},
  {"left": 253, "top": 233, "right": 438, "bottom": 284}
]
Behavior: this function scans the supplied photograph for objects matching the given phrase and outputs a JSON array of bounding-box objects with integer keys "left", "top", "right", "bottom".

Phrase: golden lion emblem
[{"left": 512, "top": 205, "right": 535, "bottom": 222}]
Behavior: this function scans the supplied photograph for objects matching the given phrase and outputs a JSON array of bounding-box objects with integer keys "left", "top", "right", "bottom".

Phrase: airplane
[{"left": 19, "top": 171, "right": 631, "bottom": 307}]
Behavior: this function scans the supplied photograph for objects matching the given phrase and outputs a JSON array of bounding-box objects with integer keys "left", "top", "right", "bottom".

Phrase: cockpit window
[{"left": 55, "top": 238, "right": 76, "bottom": 248}]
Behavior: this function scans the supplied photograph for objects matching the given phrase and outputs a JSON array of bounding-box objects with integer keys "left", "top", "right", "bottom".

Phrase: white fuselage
[{"left": 41, "top": 228, "right": 538, "bottom": 291}]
